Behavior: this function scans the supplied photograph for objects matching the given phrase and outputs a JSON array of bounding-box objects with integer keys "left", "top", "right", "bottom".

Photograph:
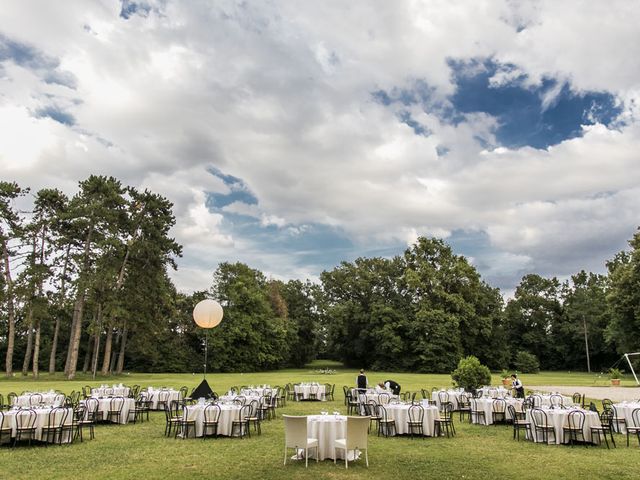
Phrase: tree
[
  {"left": 0, "top": 181, "right": 28, "bottom": 377},
  {"left": 504, "top": 274, "right": 563, "bottom": 370},
  {"left": 606, "top": 229, "right": 640, "bottom": 357}
]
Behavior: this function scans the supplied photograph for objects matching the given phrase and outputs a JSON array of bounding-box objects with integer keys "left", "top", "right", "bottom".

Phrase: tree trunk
[
  {"left": 65, "top": 225, "right": 93, "bottom": 380},
  {"left": 109, "top": 330, "right": 120, "bottom": 374},
  {"left": 22, "top": 307, "right": 34, "bottom": 376},
  {"left": 116, "top": 321, "right": 128, "bottom": 374},
  {"left": 82, "top": 328, "right": 93, "bottom": 373},
  {"left": 32, "top": 318, "right": 41, "bottom": 378},
  {"left": 91, "top": 303, "right": 102, "bottom": 379},
  {"left": 49, "top": 243, "right": 70, "bottom": 374},
  {"left": 101, "top": 323, "right": 113, "bottom": 376},
  {"left": 3, "top": 238, "right": 16, "bottom": 377}
]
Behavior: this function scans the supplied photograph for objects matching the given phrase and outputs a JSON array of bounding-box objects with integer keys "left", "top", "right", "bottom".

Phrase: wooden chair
[
  {"left": 13, "top": 409, "right": 37, "bottom": 447},
  {"left": 626, "top": 408, "right": 640, "bottom": 447},
  {"left": 492, "top": 398, "right": 507, "bottom": 425},
  {"left": 283, "top": 415, "right": 318, "bottom": 468},
  {"left": 41, "top": 407, "right": 69, "bottom": 445},
  {"left": 0, "top": 411, "right": 12, "bottom": 445},
  {"left": 434, "top": 403, "right": 455, "bottom": 437},
  {"left": 590, "top": 409, "right": 616, "bottom": 449},
  {"left": 562, "top": 410, "right": 586, "bottom": 446},
  {"left": 408, "top": 404, "right": 424, "bottom": 438},
  {"left": 334, "top": 416, "right": 370, "bottom": 469},
  {"left": 507, "top": 404, "right": 531, "bottom": 441},
  {"left": 203, "top": 403, "right": 221, "bottom": 439},
  {"left": 376, "top": 404, "right": 396, "bottom": 437},
  {"left": 531, "top": 408, "right": 555, "bottom": 444}
]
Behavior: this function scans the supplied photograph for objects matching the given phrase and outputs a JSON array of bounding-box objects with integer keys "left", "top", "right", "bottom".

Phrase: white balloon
[{"left": 193, "top": 299, "right": 224, "bottom": 329}]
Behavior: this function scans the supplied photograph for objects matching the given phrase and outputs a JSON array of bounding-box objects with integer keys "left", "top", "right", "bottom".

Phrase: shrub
[
  {"left": 451, "top": 355, "right": 492, "bottom": 392},
  {"left": 514, "top": 351, "right": 540, "bottom": 373}
]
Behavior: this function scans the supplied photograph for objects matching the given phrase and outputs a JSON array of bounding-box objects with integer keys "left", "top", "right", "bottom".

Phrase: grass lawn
[{"left": 1, "top": 362, "right": 638, "bottom": 479}]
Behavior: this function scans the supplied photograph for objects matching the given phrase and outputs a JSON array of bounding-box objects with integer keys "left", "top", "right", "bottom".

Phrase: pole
[
  {"left": 583, "top": 315, "right": 590, "bottom": 373},
  {"left": 204, "top": 329, "right": 208, "bottom": 379}
]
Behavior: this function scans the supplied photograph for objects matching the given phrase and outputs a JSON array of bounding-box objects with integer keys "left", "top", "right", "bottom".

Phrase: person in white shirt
[{"left": 511, "top": 374, "right": 525, "bottom": 398}]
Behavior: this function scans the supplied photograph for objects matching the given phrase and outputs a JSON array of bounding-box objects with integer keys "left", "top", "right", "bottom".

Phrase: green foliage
[
  {"left": 451, "top": 355, "right": 492, "bottom": 391},
  {"left": 514, "top": 350, "right": 540, "bottom": 373},
  {"left": 606, "top": 229, "right": 640, "bottom": 355},
  {"left": 608, "top": 367, "right": 623, "bottom": 379}
]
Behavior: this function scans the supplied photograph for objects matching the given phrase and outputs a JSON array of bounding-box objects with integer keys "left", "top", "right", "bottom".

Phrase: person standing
[
  {"left": 511, "top": 374, "right": 525, "bottom": 398},
  {"left": 356, "top": 369, "right": 368, "bottom": 393}
]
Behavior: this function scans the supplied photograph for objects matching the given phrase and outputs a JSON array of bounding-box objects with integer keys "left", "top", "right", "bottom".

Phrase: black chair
[
  {"left": 507, "top": 404, "right": 531, "bottom": 441},
  {"left": 7, "top": 392, "right": 18, "bottom": 409},
  {"left": 420, "top": 389, "right": 429, "bottom": 400},
  {"left": 437, "top": 391, "right": 451, "bottom": 412},
  {"left": 234, "top": 395, "right": 247, "bottom": 406},
  {"left": 41, "top": 407, "right": 69, "bottom": 445},
  {"left": 492, "top": 399, "right": 507, "bottom": 425},
  {"left": 164, "top": 401, "right": 181, "bottom": 437},
  {"left": 13, "top": 409, "right": 37, "bottom": 447},
  {"left": 246, "top": 400, "right": 262, "bottom": 435},
  {"left": 457, "top": 393, "right": 471, "bottom": 422},
  {"left": 129, "top": 394, "right": 147, "bottom": 424},
  {"left": 531, "top": 408, "right": 555, "bottom": 444},
  {"left": 203, "top": 403, "right": 221, "bottom": 438},
  {"left": 590, "top": 409, "right": 616, "bottom": 449},
  {"left": 626, "top": 408, "right": 640, "bottom": 447},
  {"left": 609, "top": 404, "right": 627, "bottom": 434},
  {"left": 470, "top": 398, "right": 486, "bottom": 425},
  {"left": 408, "top": 404, "right": 424, "bottom": 438},
  {"left": 346, "top": 391, "right": 359, "bottom": 415},
  {"left": 362, "top": 401, "right": 380, "bottom": 433},
  {"left": 562, "top": 410, "right": 586, "bottom": 446},
  {"left": 231, "top": 404, "right": 251, "bottom": 438},
  {"left": 73, "top": 403, "right": 95, "bottom": 442},
  {"left": 550, "top": 394, "right": 564, "bottom": 409},
  {"left": 175, "top": 403, "right": 196, "bottom": 439},
  {"left": 157, "top": 390, "right": 170, "bottom": 411},
  {"left": 572, "top": 392, "right": 583, "bottom": 406},
  {"left": 309, "top": 385, "right": 319, "bottom": 401},
  {"left": 376, "top": 404, "right": 396, "bottom": 437},
  {"left": 106, "top": 396, "right": 125, "bottom": 424},
  {"left": 0, "top": 411, "right": 12, "bottom": 445},
  {"left": 434, "top": 403, "right": 455, "bottom": 437}
]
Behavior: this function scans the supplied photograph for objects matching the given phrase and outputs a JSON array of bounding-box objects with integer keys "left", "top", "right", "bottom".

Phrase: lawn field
[{"left": 1, "top": 363, "right": 638, "bottom": 480}]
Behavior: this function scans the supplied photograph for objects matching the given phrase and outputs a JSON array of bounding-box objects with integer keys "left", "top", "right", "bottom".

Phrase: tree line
[{"left": 2, "top": 176, "right": 639, "bottom": 377}]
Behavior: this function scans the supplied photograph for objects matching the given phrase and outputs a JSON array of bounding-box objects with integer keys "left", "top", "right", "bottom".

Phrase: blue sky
[{"left": 1, "top": 1, "right": 639, "bottom": 294}]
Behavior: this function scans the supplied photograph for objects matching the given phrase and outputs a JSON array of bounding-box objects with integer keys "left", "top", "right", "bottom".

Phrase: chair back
[
  {"left": 283, "top": 415, "right": 309, "bottom": 448},
  {"left": 493, "top": 398, "right": 506, "bottom": 413},
  {"left": 30, "top": 393, "right": 43, "bottom": 406},
  {"left": 567, "top": 409, "right": 585, "bottom": 430},
  {"left": 345, "top": 416, "right": 370, "bottom": 450},
  {"left": 378, "top": 393, "right": 390, "bottom": 405},
  {"left": 507, "top": 404, "right": 517, "bottom": 420},
  {"left": 438, "top": 391, "right": 449, "bottom": 403},
  {"left": 632, "top": 408, "right": 640, "bottom": 428},
  {"left": 46, "top": 407, "right": 69, "bottom": 429},
  {"left": 16, "top": 409, "right": 36, "bottom": 429},
  {"left": 550, "top": 394, "right": 563, "bottom": 408},
  {"left": 409, "top": 404, "right": 424, "bottom": 423},
  {"left": 602, "top": 398, "right": 613, "bottom": 411},
  {"left": 421, "top": 389, "right": 429, "bottom": 400},
  {"left": 248, "top": 399, "right": 260, "bottom": 417},
  {"left": 204, "top": 404, "right": 221, "bottom": 422},
  {"left": 85, "top": 397, "right": 99, "bottom": 420},
  {"left": 531, "top": 408, "right": 548, "bottom": 427},
  {"left": 234, "top": 395, "right": 247, "bottom": 406},
  {"left": 7, "top": 392, "right": 18, "bottom": 407},
  {"left": 110, "top": 396, "right": 125, "bottom": 412},
  {"left": 572, "top": 392, "right": 582, "bottom": 404}
]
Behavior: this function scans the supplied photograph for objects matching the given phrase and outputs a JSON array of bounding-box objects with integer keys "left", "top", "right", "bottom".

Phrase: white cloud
[{"left": 1, "top": 0, "right": 639, "bottom": 293}]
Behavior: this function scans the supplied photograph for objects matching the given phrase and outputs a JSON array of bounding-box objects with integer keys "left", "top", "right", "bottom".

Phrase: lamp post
[{"left": 192, "top": 299, "right": 223, "bottom": 378}]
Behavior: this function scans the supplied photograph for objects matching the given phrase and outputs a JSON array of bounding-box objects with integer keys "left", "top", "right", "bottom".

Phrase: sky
[{"left": 1, "top": 0, "right": 639, "bottom": 295}]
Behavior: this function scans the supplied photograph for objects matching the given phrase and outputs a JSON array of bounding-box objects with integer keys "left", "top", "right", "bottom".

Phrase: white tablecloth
[
  {"left": 13, "top": 393, "right": 65, "bottom": 408},
  {"left": 88, "top": 397, "right": 135, "bottom": 424},
  {"left": 240, "top": 388, "right": 276, "bottom": 397},
  {"left": 384, "top": 403, "right": 438, "bottom": 436},
  {"left": 472, "top": 398, "right": 523, "bottom": 425},
  {"left": 526, "top": 408, "right": 601, "bottom": 444},
  {"left": 529, "top": 394, "right": 573, "bottom": 408},
  {"left": 306, "top": 415, "right": 352, "bottom": 460},
  {"left": 478, "top": 386, "right": 511, "bottom": 398},
  {"left": 184, "top": 404, "right": 242, "bottom": 437},
  {"left": 142, "top": 389, "right": 182, "bottom": 410},
  {"left": 91, "top": 386, "right": 130, "bottom": 397},
  {"left": 433, "top": 390, "right": 465, "bottom": 410},
  {"left": 4, "top": 407, "right": 74, "bottom": 443},
  {"left": 295, "top": 385, "right": 326, "bottom": 401},
  {"left": 612, "top": 402, "right": 640, "bottom": 434}
]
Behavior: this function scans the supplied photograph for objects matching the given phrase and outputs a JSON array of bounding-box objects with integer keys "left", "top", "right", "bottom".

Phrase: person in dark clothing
[
  {"left": 356, "top": 369, "right": 368, "bottom": 393},
  {"left": 384, "top": 379, "right": 401, "bottom": 395}
]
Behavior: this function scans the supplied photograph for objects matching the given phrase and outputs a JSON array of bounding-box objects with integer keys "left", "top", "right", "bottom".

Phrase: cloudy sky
[{"left": 1, "top": 0, "right": 639, "bottom": 294}]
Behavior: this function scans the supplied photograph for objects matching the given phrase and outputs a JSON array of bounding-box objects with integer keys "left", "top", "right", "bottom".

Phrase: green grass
[{"left": 1, "top": 366, "right": 639, "bottom": 479}]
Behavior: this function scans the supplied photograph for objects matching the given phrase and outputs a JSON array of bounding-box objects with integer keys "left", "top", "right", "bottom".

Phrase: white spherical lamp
[{"left": 193, "top": 299, "right": 224, "bottom": 329}]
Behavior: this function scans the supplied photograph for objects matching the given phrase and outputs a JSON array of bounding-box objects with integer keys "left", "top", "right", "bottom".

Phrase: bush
[
  {"left": 451, "top": 355, "right": 492, "bottom": 392},
  {"left": 514, "top": 351, "right": 540, "bottom": 373}
]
